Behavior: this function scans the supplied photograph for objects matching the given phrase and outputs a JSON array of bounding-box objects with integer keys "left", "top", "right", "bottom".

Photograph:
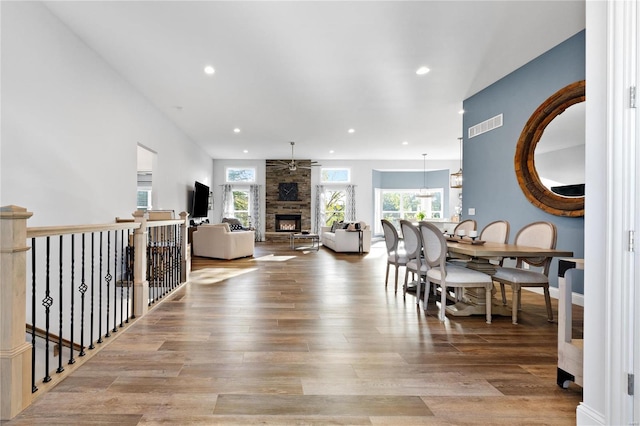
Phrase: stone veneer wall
[{"left": 265, "top": 160, "right": 312, "bottom": 240}]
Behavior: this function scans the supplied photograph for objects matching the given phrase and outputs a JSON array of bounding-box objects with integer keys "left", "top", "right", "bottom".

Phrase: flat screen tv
[{"left": 191, "top": 181, "right": 210, "bottom": 218}]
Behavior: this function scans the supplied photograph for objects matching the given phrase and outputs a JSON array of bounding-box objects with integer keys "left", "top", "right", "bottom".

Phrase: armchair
[{"left": 192, "top": 223, "right": 255, "bottom": 260}]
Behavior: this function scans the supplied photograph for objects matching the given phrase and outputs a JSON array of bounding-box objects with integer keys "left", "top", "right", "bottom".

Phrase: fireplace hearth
[{"left": 275, "top": 214, "right": 302, "bottom": 232}]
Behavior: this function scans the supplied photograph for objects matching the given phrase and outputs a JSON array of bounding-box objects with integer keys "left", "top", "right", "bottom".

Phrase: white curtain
[
  {"left": 220, "top": 184, "right": 233, "bottom": 222},
  {"left": 315, "top": 184, "right": 324, "bottom": 233},
  {"left": 346, "top": 184, "right": 356, "bottom": 222},
  {"left": 250, "top": 184, "right": 262, "bottom": 241}
]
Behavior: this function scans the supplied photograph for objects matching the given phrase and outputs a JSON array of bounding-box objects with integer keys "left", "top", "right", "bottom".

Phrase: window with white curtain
[
  {"left": 231, "top": 189, "right": 251, "bottom": 227},
  {"left": 323, "top": 188, "right": 346, "bottom": 225}
]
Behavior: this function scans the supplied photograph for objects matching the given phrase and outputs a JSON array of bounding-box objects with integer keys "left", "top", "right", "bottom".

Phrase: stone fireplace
[
  {"left": 265, "top": 160, "right": 312, "bottom": 241},
  {"left": 275, "top": 214, "right": 301, "bottom": 232}
]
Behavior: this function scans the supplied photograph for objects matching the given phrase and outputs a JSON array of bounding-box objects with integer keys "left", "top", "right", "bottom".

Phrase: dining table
[{"left": 444, "top": 237, "right": 574, "bottom": 317}]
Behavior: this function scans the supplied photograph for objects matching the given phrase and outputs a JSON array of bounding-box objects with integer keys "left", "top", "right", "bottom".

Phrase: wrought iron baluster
[
  {"left": 90, "top": 232, "right": 96, "bottom": 349},
  {"left": 130, "top": 234, "right": 135, "bottom": 319},
  {"left": 79, "top": 233, "right": 87, "bottom": 356},
  {"left": 43, "top": 237, "right": 52, "bottom": 383},
  {"left": 126, "top": 229, "right": 132, "bottom": 322},
  {"left": 98, "top": 232, "right": 103, "bottom": 343},
  {"left": 31, "top": 238, "right": 38, "bottom": 393},
  {"left": 119, "top": 229, "right": 124, "bottom": 328},
  {"left": 112, "top": 230, "right": 118, "bottom": 333},
  {"left": 57, "top": 236, "right": 64, "bottom": 374},
  {"left": 68, "top": 234, "right": 75, "bottom": 365},
  {"left": 105, "top": 231, "right": 111, "bottom": 338}
]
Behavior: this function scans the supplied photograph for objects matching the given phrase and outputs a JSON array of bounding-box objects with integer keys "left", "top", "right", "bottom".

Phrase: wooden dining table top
[{"left": 446, "top": 239, "right": 574, "bottom": 259}]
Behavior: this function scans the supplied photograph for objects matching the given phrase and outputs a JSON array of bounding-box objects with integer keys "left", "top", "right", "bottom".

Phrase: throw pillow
[
  {"left": 222, "top": 217, "right": 242, "bottom": 226},
  {"left": 228, "top": 223, "right": 244, "bottom": 231}
]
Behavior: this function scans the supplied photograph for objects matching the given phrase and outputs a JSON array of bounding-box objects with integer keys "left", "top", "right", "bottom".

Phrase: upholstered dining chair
[
  {"left": 400, "top": 220, "right": 427, "bottom": 300},
  {"left": 453, "top": 219, "right": 477, "bottom": 236},
  {"left": 492, "top": 221, "right": 557, "bottom": 325},
  {"left": 449, "top": 220, "right": 510, "bottom": 272},
  {"left": 418, "top": 221, "right": 493, "bottom": 324},
  {"left": 381, "top": 219, "right": 409, "bottom": 293},
  {"left": 480, "top": 220, "right": 510, "bottom": 265}
]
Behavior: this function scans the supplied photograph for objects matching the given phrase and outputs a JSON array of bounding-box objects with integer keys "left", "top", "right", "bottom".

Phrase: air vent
[{"left": 468, "top": 114, "right": 503, "bottom": 138}]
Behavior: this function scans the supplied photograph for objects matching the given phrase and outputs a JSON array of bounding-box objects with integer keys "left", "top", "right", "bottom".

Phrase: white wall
[{"left": 1, "top": 2, "right": 213, "bottom": 226}]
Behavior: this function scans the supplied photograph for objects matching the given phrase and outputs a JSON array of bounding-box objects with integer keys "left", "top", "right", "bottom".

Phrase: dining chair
[
  {"left": 419, "top": 221, "right": 493, "bottom": 324},
  {"left": 381, "top": 219, "right": 409, "bottom": 293},
  {"left": 453, "top": 219, "right": 477, "bottom": 236},
  {"left": 492, "top": 221, "right": 557, "bottom": 324},
  {"left": 449, "top": 220, "right": 510, "bottom": 270},
  {"left": 400, "top": 220, "right": 427, "bottom": 301}
]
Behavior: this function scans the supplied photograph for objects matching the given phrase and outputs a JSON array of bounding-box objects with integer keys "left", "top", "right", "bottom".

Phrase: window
[
  {"left": 379, "top": 189, "right": 443, "bottom": 230},
  {"left": 232, "top": 189, "right": 251, "bottom": 227},
  {"left": 323, "top": 189, "right": 346, "bottom": 225},
  {"left": 226, "top": 167, "right": 256, "bottom": 183},
  {"left": 321, "top": 168, "right": 350, "bottom": 183},
  {"left": 137, "top": 190, "right": 152, "bottom": 211}
]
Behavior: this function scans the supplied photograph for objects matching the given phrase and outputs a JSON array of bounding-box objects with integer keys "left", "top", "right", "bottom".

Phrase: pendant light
[
  {"left": 417, "top": 153, "right": 433, "bottom": 198},
  {"left": 450, "top": 137, "right": 463, "bottom": 188}
]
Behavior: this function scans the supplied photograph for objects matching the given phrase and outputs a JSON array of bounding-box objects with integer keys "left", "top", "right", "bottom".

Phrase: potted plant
[{"left": 416, "top": 212, "right": 426, "bottom": 221}]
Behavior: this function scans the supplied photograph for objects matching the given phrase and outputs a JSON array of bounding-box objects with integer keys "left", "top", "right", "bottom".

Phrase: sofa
[
  {"left": 192, "top": 223, "right": 255, "bottom": 260},
  {"left": 321, "top": 222, "right": 372, "bottom": 253}
]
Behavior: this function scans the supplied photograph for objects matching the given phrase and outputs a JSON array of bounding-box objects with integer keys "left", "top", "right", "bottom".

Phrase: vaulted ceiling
[{"left": 44, "top": 1, "right": 585, "bottom": 161}]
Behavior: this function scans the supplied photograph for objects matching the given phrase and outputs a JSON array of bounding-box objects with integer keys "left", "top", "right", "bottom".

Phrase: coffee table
[{"left": 290, "top": 233, "right": 320, "bottom": 251}]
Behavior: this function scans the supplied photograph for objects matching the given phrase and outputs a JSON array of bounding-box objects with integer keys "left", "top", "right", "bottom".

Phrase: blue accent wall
[{"left": 462, "top": 30, "right": 585, "bottom": 291}]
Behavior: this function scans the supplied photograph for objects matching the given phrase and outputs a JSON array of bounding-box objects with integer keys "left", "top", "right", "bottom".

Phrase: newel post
[
  {"left": 132, "top": 210, "right": 149, "bottom": 317},
  {"left": 179, "top": 211, "right": 190, "bottom": 283},
  {"left": 0, "top": 205, "right": 33, "bottom": 420}
]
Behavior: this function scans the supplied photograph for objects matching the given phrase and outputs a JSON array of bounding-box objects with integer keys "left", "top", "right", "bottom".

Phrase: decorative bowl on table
[{"left": 301, "top": 230, "right": 310, "bottom": 234}]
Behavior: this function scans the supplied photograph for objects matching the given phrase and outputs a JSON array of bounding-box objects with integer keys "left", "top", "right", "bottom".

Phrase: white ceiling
[{"left": 44, "top": 1, "right": 585, "bottom": 162}]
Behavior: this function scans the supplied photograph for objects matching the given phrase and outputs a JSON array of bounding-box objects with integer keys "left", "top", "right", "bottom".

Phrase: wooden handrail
[
  {"left": 27, "top": 222, "right": 140, "bottom": 239},
  {"left": 25, "top": 324, "right": 83, "bottom": 357}
]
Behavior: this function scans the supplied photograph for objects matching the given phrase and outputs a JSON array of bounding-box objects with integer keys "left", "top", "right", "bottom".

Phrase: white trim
[
  {"left": 577, "top": 402, "right": 606, "bottom": 425},
  {"left": 605, "top": 0, "right": 637, "bottom": 423},
  {"left": 522, "top": 287, "right": 584, "bottom": 307}
]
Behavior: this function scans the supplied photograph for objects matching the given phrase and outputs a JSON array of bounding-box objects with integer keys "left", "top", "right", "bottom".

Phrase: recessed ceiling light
[
  {"left": 329, "top": 150, "right": 335, "bottom": 154},
  {"left": 458, "top": 109, "right": 465, "bottom": 114},
  {"left": 204, "top": 65, "right": 215, "bottom": 75},
  {"left": 402, "top": 141, "right": 409, "bottom": 145},
  {"left": 348, "top": 129, "right": 355, "bottom": 134},
  {"left": 243, "top": 149, "right": 248, "bottom": 154},
  {"left": 234, "top": 128, "right": 241, "bottom": 133},
  {"left": 416, "top": 66, "right": 430, "bottom": 75}
]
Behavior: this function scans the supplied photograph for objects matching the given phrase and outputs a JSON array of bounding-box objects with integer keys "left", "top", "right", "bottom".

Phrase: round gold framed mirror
[{"left": 514, "top": 80, "right": 585, "bottom": 217}]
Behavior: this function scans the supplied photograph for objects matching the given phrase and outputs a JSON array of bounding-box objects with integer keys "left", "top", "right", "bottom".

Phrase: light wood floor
[{"left": 5, "top": 241, "right": 583, "bottom": 425}]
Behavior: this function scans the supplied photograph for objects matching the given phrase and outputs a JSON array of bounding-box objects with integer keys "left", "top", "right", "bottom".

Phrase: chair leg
[
  {"left": 422, "top": 278, "right": 429, "bottom": 312},
  {"left": 385, "top": 263, "right": 390, "bottom": 288},
  {"left": 403, "top": 269, "right": 410, "bottom": 299},
  {"left": 485, "top": 284, "right": 492, "bottom": 324},
  {"left": 543, "top": 285, "right": 554, "bottom": 322},
  {"left": 439, "top": 284, "right": 447, "bottom": 321},
  {"left": 394, "top": 265, "right": 399, "bottom": 294},
  {"left": 500, "top": 283, "right": 507, "bottom": 305},
  {"left": 511, "top": 285, "right": 520, "bottom": 324},
  {"left": 416, "top": 275, "right": 422, "bottom": 306}
]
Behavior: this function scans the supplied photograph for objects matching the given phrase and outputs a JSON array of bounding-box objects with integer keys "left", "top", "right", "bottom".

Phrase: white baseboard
[
  {"left": 576, "top": 403, "right": 605, "bottom": 425},
  {"left": 522, "top": 286, "right": 584, "bottom": 307}
]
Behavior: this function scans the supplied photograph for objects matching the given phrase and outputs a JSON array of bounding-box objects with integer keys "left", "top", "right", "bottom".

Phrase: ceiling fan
[{"left": 273, "top": 141, "right": 321, "bottom": 171}]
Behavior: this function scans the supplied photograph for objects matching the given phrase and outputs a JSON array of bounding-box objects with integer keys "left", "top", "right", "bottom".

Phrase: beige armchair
[{"left": 192, "top": 223, "right": 255, "bottom": 260}]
